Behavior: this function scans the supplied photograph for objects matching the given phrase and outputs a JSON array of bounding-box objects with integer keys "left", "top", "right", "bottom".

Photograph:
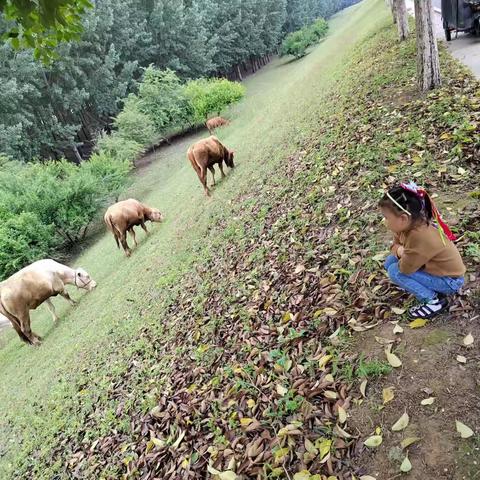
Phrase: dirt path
[{"left": 351, "top": 313, "right": 480, "bottom": 479}]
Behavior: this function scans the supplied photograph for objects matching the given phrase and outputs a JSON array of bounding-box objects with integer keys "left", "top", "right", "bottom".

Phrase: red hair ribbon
[{"left": 400, "top": 181, "right": 457, "bottom": 242}]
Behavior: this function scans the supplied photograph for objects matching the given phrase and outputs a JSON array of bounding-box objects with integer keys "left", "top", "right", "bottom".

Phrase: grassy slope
[
  {"left": 1, "top": 1, "right": 479, "bottom": 478},
  {"left": 0, "top": 1, "right": 385, "bottom": 477}
]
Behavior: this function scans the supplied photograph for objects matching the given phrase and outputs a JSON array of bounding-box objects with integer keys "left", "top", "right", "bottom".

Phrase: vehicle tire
[{"left": 445, "top": 28, "right": 452, "bottom": 41}]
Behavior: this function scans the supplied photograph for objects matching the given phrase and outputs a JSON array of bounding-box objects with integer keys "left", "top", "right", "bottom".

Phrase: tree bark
[
  {"left": 236, "top": 64, "right": 243, "bottom": 81},
  {"left": 388, "top": 0, "right": 397, "bottom": 23},
  {"left": 394, "top": 0, "right": 409, "bottom": 40},
  {"left": 414, "top": 0, "right": 441, "bottom": 91}
]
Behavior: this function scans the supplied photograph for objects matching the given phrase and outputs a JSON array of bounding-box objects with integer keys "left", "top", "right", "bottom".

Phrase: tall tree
[
  {"left": 394, "top": 0, "right": 409, "bottom": 41},
  {"left": 414, "top": 0, "right": 440, "bottom": 91}
]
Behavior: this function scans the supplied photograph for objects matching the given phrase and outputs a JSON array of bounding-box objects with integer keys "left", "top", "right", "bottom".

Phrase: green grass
[
  {"left": 355, "top": 356, "right": 393, "bottom": 379},
  {"left": 0, "top": 2, "right": 388, "bottom": 476}
]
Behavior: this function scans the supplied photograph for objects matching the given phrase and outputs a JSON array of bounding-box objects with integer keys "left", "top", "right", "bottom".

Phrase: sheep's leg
[
  {"left": 218, "top": 162, "right": 226, "bottom": 178},
  {"left": 119, "top": 231, "right": 131, "bottom": 257},
  {"left": 199, "top": 166, "right": 210, "bottom": 196},
  {"left": 45, "top": 299, "right": 60, "bottom": 322},
  {"left": 11, "top": 321, "right": 31, "bottom": 344},
  {"left": 129, "top": 228, "right": 138, "bottom": 246},
  {"left": 18, "top": 309, "right": 41, "bottom": 345},
  {"left": 208, "top": 166, "right": 216, "bottom": 186},
  {"left": 140, "top": 221, "right": 149, "bottom": 235},
  {"left": 59, "top": 290, "right": 77, "bottom": 306}
]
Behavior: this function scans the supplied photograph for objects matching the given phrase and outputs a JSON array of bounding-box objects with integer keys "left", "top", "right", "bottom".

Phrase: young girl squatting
[{"left": 379, "top": 182, "right": 465, "bottom": 319}]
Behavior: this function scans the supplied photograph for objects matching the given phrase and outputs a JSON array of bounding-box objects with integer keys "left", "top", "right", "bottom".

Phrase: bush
[
  {"left": 0, "top": 211, "right": 57, "bottom": 280},
  {"left": 114, "top": 96, "right": 157, "bottom": 146},
  {"left": 280, "top": 17, "right": 329, "bottom": 59},
  {"left": 137, "top": 67, "right": 194, "bottom": 134},
  {"left": 184, "top": 78, "right": 245, "bottom": 123},
  {"left": 0, "top": 140, "right": 132, "bottom": 279},
  {"left": 83, "top": 151, "right": 133, "bottom": 200},
  {"left": 10, "top": 161, "right": 102, "bottom": 244},
  {"left": 0, "top": 154, "right": 131, "bottom": 248},
  {"left": 280, "top": 30, "right": 313, "bottom": 58},
  {"left": 95, "top": 132, "right": 144, "bottom": 163},
  {"left": 309, "top": 18, "right": 329, "bottom": 41}
]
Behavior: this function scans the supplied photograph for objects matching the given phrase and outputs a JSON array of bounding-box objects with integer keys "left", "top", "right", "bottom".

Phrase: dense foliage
[
  {"left": 112, "top": 67, "right": 245, "bottom": 144},
  {"left": 0, "top": 0, "right": 92, "bottom": 62},
  {"left": 0, "top": 0, "right": 359, "bottom": 162},
  {"left": 0, "top": 152, "right": 132, "bottom": 279},
  {"left": 184, "top": 78, "right": 246, "bottom": 123},
  {"left": 280, "top": 18, "right": 329, "bottom": 58}
]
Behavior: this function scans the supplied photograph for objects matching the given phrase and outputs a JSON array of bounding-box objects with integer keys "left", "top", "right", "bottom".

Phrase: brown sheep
[
  {"left": 187, "top": 136, "right": 235, "bottom": 196},
  {"left": 104, "top": 199, "right": 163, "bottom": 256},
  {"left": 205, "top": 116, "right": 230, "bottom": 134}
]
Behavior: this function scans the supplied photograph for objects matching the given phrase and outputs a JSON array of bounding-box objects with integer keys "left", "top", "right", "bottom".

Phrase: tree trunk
[
  {"left": 72, "top": 145, "right": 83, "bottom": 164},
  {"left": 236, "top": 64, "right": 243, "bottom": 81},
  {"left": 388, "top": 0, "right": 397, "bottom": 23},
  {"left": 394, "top": 0, "right": 409, "bottom": 40},
  {"left": 414, "top": 0, "right": 441, "bottom": 91}
]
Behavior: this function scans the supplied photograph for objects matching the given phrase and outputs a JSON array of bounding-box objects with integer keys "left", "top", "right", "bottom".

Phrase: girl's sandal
[{"left": 409, "top": 297, "right": 449, "bottom": 319}]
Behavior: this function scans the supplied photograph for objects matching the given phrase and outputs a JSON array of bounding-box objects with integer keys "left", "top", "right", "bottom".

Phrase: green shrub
[
  {"left": 0, "top": 211, "right": 57, "bottom": 280},
  {"left": 83, "top": 151, "right": 133, "bottom": 200},
  {"left": 0, "top": 155, "right": 131, "bottom": 248},
  {"left": 114, "top": 96, "right": 157, "bottom": 146},
  {"left": 11, "top": 161, "right": 102, "bottom": 244},
  {"left": 308, "top": 18, "right": 329, "bottom": 41},
  {"left": 184, "top": 78, "right": 245, "bottom": 123},
  {"left": 280, "top": 17, "right": 329, "bottom": 59},
  {"left": 280, "top": 30, "right": 313, "bottom": 58},
  {"left": 95, "top": 132, "right": 144, "bottom": 163},
  {"left": 137, "top": 66, "right": 194, "bottom": 134}
]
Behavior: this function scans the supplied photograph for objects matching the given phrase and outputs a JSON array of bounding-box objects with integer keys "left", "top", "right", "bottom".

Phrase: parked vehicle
[{"left": 441, "top": 0, "right": 480, "bottom": 40}]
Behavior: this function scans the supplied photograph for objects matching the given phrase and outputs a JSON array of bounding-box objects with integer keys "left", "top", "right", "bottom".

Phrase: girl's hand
[{"left": 397, "top": 246, "right": 405, "bottom": 258}]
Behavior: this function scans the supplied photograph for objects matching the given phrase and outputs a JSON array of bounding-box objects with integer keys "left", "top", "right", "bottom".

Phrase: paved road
[{"left": 405, "top": 0, "right": 480, "bottom": 78}]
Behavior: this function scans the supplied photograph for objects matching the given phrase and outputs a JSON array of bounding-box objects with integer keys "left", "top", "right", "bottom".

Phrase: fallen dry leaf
[
  {"left": 385, "top": 348, "right": 402, "bottom": 368},
  {"left": 393, "top": 324, "right": 404, "bottom": 334},
  {"left": 400, "top": 455, "right": 412, "bottom": 473},
  {"left": 318, "top": 354, "right": 333, "bottom": 370},
  {"left": 338, "top": 406, "right": 347, "bottom": 424},
  {"left": 334, "top": 424, "right": 352, "bottom": 439},
  {"left": 360, "top": 379, "right": 367, "bottom": 397},
  {"left": 364, "top": 435, "right": 383, "bottom": 448},
  {"left": 383, "top": 387, "right": 395, "bottom": 404},
  {"left": 324, "top": 390, "right": 337, "bottom": 400},
  {"left": 293, "top": 471, "right": 311, "bottom": 480},
  {"left": 240, "top": 418, "right": 254, "bottom": 427},
  {"left": 276, "top": 384, "right": 288, "bottom": 396},
  {"left": 392, "top": 412, "right": 409, "bottom": 431},
  {"left": 409, "top": 318, "right": 427, "bottom": 329},
  {"left": 463, "top": 333, "right": 474, "bottom": 346},
  {"left": 456, "top": 420, "right": 474, "bottom": 439},
  {"left": 456, "top": 355, "right": 467, "bottom": 364},
  {"left": 401, "top": 437, "right": 421, "bottom": 449},
  {"left": 420, "top": 397, "right": 435, "bottom": 406}
]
